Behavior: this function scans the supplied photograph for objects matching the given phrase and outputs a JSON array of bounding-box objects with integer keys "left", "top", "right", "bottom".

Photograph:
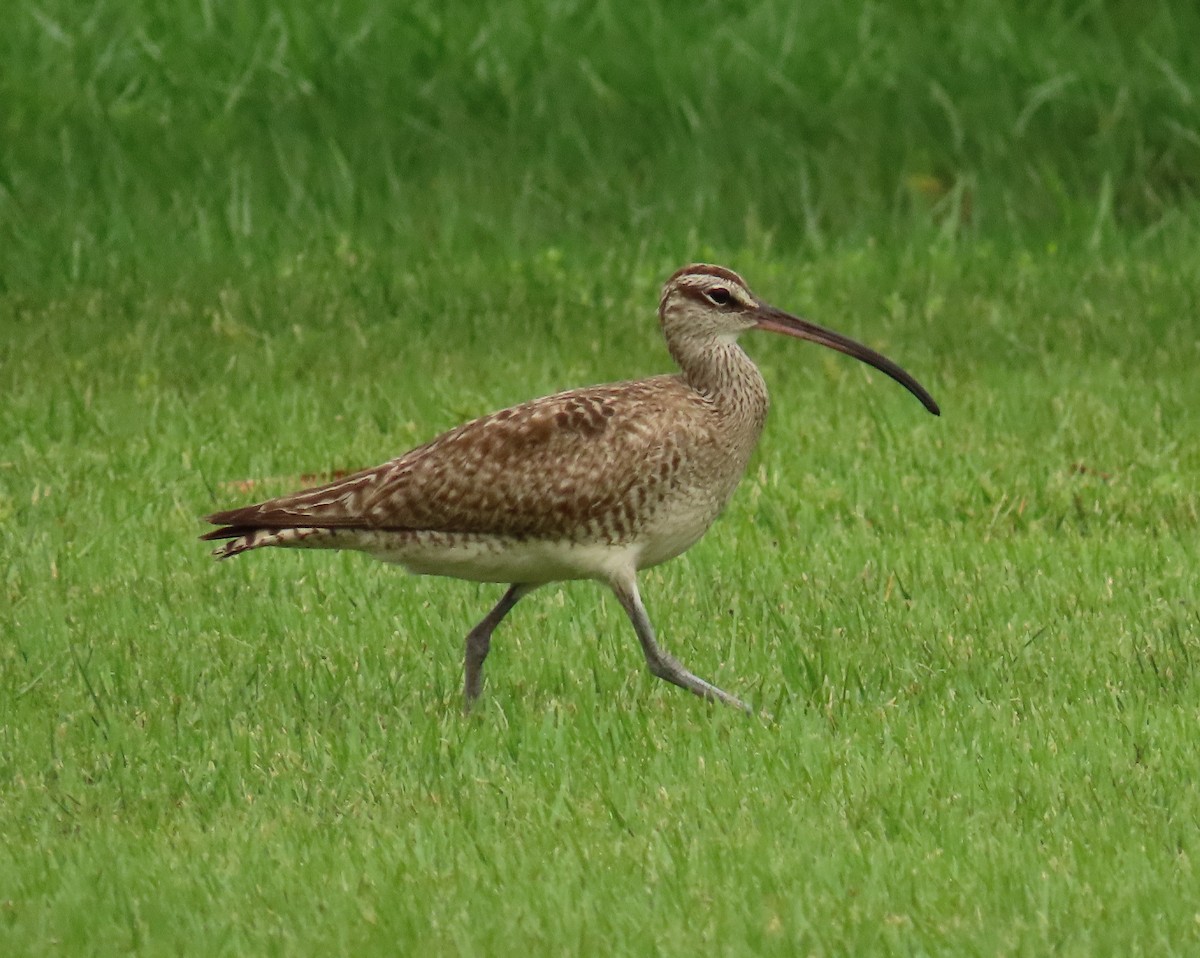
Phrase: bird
[{"left": 202, "top": 264, "right": 939, "bottom": 712}]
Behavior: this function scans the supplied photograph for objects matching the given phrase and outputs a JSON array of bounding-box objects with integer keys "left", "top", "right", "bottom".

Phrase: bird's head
[{"left": 659, "top": 263, "right": 940, "bottom": 415}]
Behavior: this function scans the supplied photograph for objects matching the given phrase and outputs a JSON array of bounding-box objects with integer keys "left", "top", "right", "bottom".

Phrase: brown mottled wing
[{"left": 203, "top": 376, "right": 707, "bottom": 541}]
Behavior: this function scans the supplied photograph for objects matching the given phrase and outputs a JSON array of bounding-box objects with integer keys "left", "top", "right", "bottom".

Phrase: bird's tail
[{"left": 200, "top": 525, "right": 341, "bottom": 559}]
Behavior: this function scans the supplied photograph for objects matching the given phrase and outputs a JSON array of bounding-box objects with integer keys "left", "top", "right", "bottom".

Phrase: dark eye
[{"left": 706, "top": 287, "right": 732, "bottom": 306}]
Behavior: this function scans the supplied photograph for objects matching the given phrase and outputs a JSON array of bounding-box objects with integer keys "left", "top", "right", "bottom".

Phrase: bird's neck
[{"left": 672, "top": 335, "right": 770, "bottom": 431}]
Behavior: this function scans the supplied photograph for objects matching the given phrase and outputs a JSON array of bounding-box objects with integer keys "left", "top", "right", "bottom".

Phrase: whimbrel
[{"left": 203, "top": 264, "right": 939, "bottom": 711}]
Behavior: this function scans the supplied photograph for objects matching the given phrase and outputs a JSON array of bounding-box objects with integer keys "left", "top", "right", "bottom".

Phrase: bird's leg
[
  {"left": 609, "top": 574, "right": 750, "bottom": 713},
  {"left": 464, "top": 583, "right": 535, "bottom": 710}
]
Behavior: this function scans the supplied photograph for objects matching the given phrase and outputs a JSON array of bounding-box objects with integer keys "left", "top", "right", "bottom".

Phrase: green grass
[{"left": 3, "top": 1, "right": 1200, "bottom": 954}]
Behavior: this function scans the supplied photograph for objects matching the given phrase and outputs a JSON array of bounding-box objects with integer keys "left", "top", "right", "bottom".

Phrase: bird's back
[{"left": 205, "top": 374, "right": 756, "bottom": 551}]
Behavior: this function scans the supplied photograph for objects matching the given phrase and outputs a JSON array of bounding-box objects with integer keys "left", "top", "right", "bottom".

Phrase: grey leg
[
  {"left": 609, "top": 573, "right": 750, "bottom": 713},
  {"left": 464, "top": 583, "right": 535, "bottom": 710}
]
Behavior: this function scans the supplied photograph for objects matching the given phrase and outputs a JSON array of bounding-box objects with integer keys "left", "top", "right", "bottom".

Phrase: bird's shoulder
[{"left": 403, "top": 375, "right": 705, "bottom": 461}]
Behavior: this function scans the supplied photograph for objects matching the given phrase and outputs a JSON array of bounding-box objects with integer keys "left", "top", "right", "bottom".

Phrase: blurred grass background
[{"left": 4, "top": 0, "right": 1199, "bottom": 290}]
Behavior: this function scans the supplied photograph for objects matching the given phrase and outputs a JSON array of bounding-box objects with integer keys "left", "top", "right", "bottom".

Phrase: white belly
[{"left": 357, "top": 529, "right": 643, "bottom": 584}]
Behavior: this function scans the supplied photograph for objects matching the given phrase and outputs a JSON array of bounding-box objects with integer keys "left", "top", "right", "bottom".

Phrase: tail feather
[
  {"left": 200, "top": 524, "right": 258, "bottom": 542},
  {"left": 202, "top": 525, "right": 344, "bottom": 559}
]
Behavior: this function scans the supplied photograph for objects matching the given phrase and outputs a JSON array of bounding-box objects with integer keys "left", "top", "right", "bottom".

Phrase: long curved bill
[{"left": 755, "top": 304, "right": 940, "bottom": 416}]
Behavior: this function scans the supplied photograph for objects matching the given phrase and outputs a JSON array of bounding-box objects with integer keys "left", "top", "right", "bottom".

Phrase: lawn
[{"left": 2, "top": 1, "right": 1199, "bottom": 955}]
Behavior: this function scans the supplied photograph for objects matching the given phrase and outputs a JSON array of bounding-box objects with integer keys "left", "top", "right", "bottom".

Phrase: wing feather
[{"left": 203, "top": 376, "right": 709, "bottom": 542}]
